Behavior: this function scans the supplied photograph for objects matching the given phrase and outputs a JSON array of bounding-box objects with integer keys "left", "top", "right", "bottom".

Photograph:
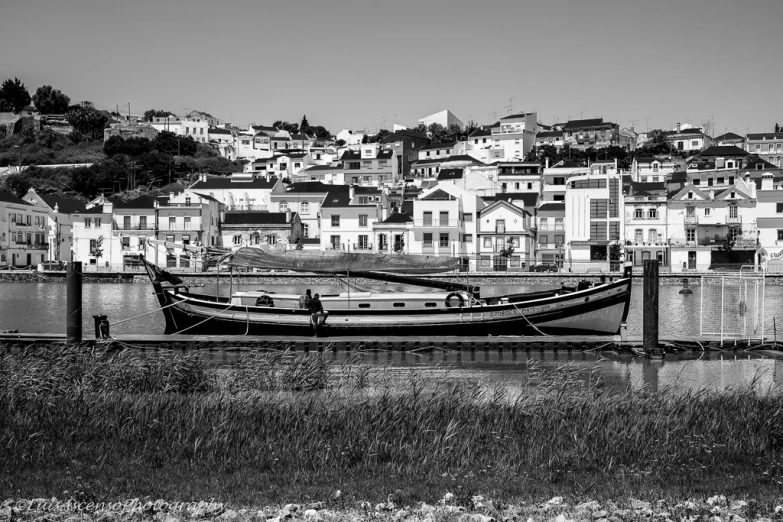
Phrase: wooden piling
[
  {"left": 643, "top": 259, "right": 659, "bottom": 353},
  {"left": 66, "top": 261, "right": 82, "bottom": 344}
]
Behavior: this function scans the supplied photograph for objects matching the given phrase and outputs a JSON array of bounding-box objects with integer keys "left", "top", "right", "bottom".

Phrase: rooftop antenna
[
  {"left": 629, "top": 119, "right": 638, "bottom": 130},
  {"left": 374, "top": 116, "right": 388, "bottom": 133},
  {"left": 646, "top": 118, "right": 653, "bottom": 132},
  {"left": 553, "top": 114, "right": 559, "bottom": 125},
  {"left": 505, "top": 97, "right": 514, "bottom": 115},
  {"left": 488, "top": 111, "right": 498, "bottom": 124}
]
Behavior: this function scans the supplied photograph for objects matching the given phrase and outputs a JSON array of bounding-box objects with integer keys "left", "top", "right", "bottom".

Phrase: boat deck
[{"left": 0, "top": 332, "right": 776, "bottom": 352}]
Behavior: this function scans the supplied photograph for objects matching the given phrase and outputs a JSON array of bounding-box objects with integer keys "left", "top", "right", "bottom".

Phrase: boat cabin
[{"left": 230, "top": 290, "right": 471, "bottom": 310}]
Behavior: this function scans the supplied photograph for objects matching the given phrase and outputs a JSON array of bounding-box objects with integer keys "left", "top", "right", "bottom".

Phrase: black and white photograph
[{"left": 1, "top": 0, "right": 782, "bottom": 520}]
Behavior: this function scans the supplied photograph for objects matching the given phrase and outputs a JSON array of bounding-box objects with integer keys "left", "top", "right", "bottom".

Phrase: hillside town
[{"left": 1, "top": 102, "right": 782, "bottom": 274}]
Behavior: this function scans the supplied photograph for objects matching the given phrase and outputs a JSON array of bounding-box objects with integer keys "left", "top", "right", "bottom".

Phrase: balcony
[
  {"left": 684, "top": 216, "right": 698, "bottom": 224},
  {"left": 413, "top": 219, "right": 460, "bottom": 228},
  {"left": 115, "top": 225, "right": 156, "bottom": 231},
  {"left": 537, "top": 224, "right": 564, "bottom": 231},
  {"left": 726, "top": 216, "right": 741, "bottom": 224},
  {"left": 352, "top": 243, "right": 373, "bottom": 251}
]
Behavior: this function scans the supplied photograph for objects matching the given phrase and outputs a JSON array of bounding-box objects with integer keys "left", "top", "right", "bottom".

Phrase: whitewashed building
[{"left": 0, "top": 190, "right": 51, "bottom": 268}]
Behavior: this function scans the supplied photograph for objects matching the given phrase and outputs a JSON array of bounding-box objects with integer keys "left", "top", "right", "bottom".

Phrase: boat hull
[{"left": 152, "top": 277, "right": 632, "bottom": 337}]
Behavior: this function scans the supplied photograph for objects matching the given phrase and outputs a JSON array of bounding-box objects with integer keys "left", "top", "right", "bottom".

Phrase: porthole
[
  {"left": 358, "top": 303, "right": 370, "bottom": 308},
  {"left": 393, "top": 303, "right": 406, "bottom": 307},
  {"left": 584, "top": 297, "right": 590, "bottom": 303},
  {"left": 424, "top": 302, "right": 437, "bottom": 307}
]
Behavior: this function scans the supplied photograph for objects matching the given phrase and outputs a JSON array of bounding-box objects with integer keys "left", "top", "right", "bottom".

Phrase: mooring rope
[
  {"left": 171, "top": 302, "right": 236, "bottom": 335},
  {"left": 110, "top": 301, "right": 181, "bottom": 327}
]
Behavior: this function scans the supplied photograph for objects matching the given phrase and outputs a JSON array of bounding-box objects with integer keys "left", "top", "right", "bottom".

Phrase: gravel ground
[{"left": 3, "top": 494, "right": 783, "bottom": 522}]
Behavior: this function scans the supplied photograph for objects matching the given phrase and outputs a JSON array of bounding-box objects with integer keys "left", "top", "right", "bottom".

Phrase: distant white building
[
  {"left": 336, "top": 129, "right": 367, "bottom": 145},
  {"left": 418, "top": 109, "right": 464, "bottom": 130}
]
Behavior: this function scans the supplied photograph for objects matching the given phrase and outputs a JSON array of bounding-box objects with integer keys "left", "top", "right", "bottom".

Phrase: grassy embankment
[{"left": 1, "top": 346, "right": 782, "bottom": 508}]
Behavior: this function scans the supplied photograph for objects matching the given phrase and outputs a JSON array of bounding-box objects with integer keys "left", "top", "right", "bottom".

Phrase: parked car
[{"left": 40, "top": 261, "right": 66, "bottom": 271}]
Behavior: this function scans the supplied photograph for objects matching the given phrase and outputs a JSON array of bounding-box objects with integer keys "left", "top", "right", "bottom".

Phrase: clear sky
[{"left": 1, "top": 0, "right": 781, "bottom": 136}]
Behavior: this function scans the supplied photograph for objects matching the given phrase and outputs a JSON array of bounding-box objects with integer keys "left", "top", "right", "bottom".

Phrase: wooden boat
[{"left": 142, "top": 248, "right": 632, "bottom": 336}]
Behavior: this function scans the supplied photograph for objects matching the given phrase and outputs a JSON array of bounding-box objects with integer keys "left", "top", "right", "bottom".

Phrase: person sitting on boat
[
  {"left": 299, "top": 289, "right": 312, "bottom": 309},
  {"left": 308, "top": 293, "right": 328, "bottom": 335}
]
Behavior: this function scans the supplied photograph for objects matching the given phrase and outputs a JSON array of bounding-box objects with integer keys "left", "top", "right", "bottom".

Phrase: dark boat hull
[{"left": 151, "top": 277, "right": 632, "bottom": 337}]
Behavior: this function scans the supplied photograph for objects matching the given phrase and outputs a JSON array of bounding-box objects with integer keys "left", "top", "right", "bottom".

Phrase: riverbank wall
[{"left": 2, "top": 270, "right": 782, "bottom": 285}]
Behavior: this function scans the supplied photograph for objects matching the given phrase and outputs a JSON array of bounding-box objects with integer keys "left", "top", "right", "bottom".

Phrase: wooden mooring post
[
  {"left": 66, "top": 261, "right": 82, "bottom": 344},
  {"left": 643, "top": 259, "right": 659, "bottom": 354}
]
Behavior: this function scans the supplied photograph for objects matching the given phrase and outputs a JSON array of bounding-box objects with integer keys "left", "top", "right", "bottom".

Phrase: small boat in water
[{"left": 142, "top": 248, "right": 632, "bottom": 337}]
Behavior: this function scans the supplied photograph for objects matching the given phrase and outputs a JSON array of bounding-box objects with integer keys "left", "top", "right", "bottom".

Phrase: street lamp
[{"left": 12, "top": 145, "right": 22, "bottom": 170}]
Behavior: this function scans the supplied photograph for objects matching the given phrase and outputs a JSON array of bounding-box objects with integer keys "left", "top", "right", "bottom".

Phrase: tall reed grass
[{"left": 1, "top": 346, "right": 782, "bottom": 504}]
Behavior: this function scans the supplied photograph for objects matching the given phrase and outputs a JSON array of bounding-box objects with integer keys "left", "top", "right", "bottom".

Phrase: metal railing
[
  {"left": 114, "top": 225, "right": 156, "bottom": 231},
  {"left": 413, "top": 219, "right": 460, "bottom": 227}
]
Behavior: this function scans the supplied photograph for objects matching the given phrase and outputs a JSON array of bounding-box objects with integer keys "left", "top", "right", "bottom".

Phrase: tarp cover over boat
[{"left": 227, "top": 247, "right": 461, "bottom": 274}]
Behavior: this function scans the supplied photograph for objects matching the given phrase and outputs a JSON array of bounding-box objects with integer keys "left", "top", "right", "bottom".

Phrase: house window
[
  {"left": 635, "top": 229, "right": 643, "bottom": 243},
  {"left": 167, "top": 255, "right": 177, "bottom": 268},
  {"left": 717, "top": 177, "right": 724, "bottom": 185},
  {"left": 634, "top": 208, "right": 644, "bottom": 218},
  {"left": 648, "top": 229, "right": 657, "bottom": 244},
  {"left": 496, "top": 219, "right": 505, "bottom": 233},
  {"left": 686, "top": 229, "right": 696, "bottom": 242},
  {"left": 180, "top": 255, "right": 190, "bottom": 268},
  {"left": 652, "top": 163, "right": 659, "bottom": 172},
  {"left": 123, "top": 216, "right": 131, "bottom": 229},
  {"left": 439, "top": 211, "right": 449, "bottom": 225},
  {"left": 423, "top": 211, "right": 432, "bottom": 226},
  {"left": 483, "top": 237, "right": 492, "bottom": 248},
  {"left": 358, "top": 235, "right": 368, "bottom": 249},
  {"left": 777, "top": 203, "right": 783, "bottom": 213},
  {"left": 648, "top": 209, "right": 657, "bottom": 219},
  {"left": 182, "top": 234, "right": 190, "bottom": 245},
  {"left": 692, "top": 141, "right": 699, "bottom": 147},
  {"left": 267, "top": 235, "right": 276, "bottom": 245},
  {"left": 439, "top": 233, "right": 449, "bottom": 248},
  {"left": 359, "top": 214, "right": 368, "bottom": 227},
  {"left": 778, "top": 230, "right": 783, "bottom": 241},
  {"left": 89, "top": 239, "right": 97, "bottom": 254},
  {"left": 184, "top": 217, "right": 191, "bottom": 230},
  {"left": 300, "top": 202, "right": 310, "bottom": 214},
  {"left": 279, "top": 201, "right": 288, "bottom": 212},
  {"left": 423, "top": 233, "right": 433, "bottom": 248},
  {"left": 84, "top": 218, "right": 92, "bottom": 228},
  {"left": 302, "top": 224, "right": 309, "bottom": 237},
  {"left": 331, "top": 215, "right": 340, "bottom": 226},
  {"left": 693, "top": 179, "right": 700, "bottom": 186},
  {"left": 726, "top": 162, "right": 734, "bottom": 169},
  {"left": 330, "top": 235, "right": 341, "bottom": 249},
  {"left": 554, "top": 234, "right": 564, "bottom": 246},
  {"left": 232, "top": 234, "right": 242, "bottom": 245},
  {"left": 139, "top": 216, "right": 147, "bottom": 229},
  {"left": 705, "top": 208, "right": 711, "bottom": 216},
  {"left": 527, "top": 183, "right": 533, "bottom": 190},
  {"left": 539, "top": 234, "right": 548, "bottom": 245},
  {"left": 708, "top": 178, "right": 713, "bottom": 186},
  {"left": 729, "top": 205, "right": 738, "bottom": 218},
  {"left": 378, "top": 234, "right": 387, "bottom": 250},
  {"left": 555, "top": 218, "right": 563, "bottom": 230}
]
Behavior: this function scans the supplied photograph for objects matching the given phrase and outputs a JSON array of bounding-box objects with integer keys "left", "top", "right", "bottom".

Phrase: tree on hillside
[
  {"left": 153, "top": 131, "right": 197, "bottom": 156},
  {"left": 4, "top": 173, "right": 31, "bottom": 198},
  {"left": 272, "top": 120, "right": 300, "bottom": 134},
  {"left": 308, "top": 125, "right": 332, "bottom": 140},
  {"left": 637, "top": 129, "right": 672, "bottom": 155},
  {"left": 300, "top": 115, "right": 310, "bottom": 134},
  {"left": 32, "top": 85, "right": 71, "bottom": 114},
  {"left": 66, "top": 105, "right": 109, "bottom": 140},
  {"left": 143, "top": 109, "right": 174, "bottom": 122},
  {"left": 411, "top": 124, "right": 428, "bottom": 135},
  {"left": 368, "top": 129, "right": 391, "bottom": 143},
  {"left": 776, "top": 123, "right": 780, "bottom": 133},
  {"left": 335, "top": 139, "right": 346, "bottom": 147},
  {"left": 361, "top": 134, "right": 369, "bottom": 144},
  {"left": 0, "top": 78, "right": 32, "bottom": 113},
  {"left": 103, "top": 135, "right": 153, "bottom": 157}
]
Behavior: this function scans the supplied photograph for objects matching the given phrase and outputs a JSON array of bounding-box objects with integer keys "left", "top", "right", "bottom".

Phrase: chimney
[
  {"left": 349, "top": 185, "right": 355, "bottom": 199},
  {"left": 614, "top": 158, "right": 618, "bottom": 170},
  {"left": 286, "top": 210, "right": 292, "bottom": 222},
  {"left": 676, "top": 122, "right": 681, "bottom": 133},
  {"left": 761, "top": 173, "right": 774, "bottom": 191},
  {"left": 200, "top": 173, "right": 207, "bottom": 182},
  {"left": 709, "top": 188, "right": 715, "bottom": 200},
  {"left": 545, "top": 157, "right": 550, "bottom": 169},
  {"left": 103, "top": 201, "right": 113, "bottom": 213}
]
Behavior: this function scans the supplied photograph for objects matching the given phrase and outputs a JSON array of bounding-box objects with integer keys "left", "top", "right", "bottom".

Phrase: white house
[
  {"left": 476, "top": 199, "right": 534, "bottom": 272},
  {"left": 270, "top": 182, "right": 333, "bottom": 239},
  {"left": 188, "top": 173, "right": 281, "bottom": 211},
  {"left": 756, "top": 173, "right": 783, "bottom": 272},
  {"left": 319, "top": 185, "right": 391, "bottom": 252},
  {"left": 417, "top": 109, "right": 464, "bottom": 130},
  {"left": 22, "top": 189, "right": 86, "bottom": 262},
  {"left": 0, "top": 190, "right": 51, "bottom": 268},
  {"left": 72, "top": 201, "right": 115, "bottom": 270}
]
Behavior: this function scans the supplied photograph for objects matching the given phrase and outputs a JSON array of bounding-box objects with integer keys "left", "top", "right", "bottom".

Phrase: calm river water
[{"left": 1, "top": 281, "right": 782, "bottom": 394}]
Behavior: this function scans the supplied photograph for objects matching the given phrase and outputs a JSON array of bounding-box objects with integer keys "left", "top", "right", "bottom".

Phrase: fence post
[
  {"left": 643, "top": 259, "right": 659, "bottom": 353},
  {"left": 66, "top": 261, "right": 82, "bottom": 344}
]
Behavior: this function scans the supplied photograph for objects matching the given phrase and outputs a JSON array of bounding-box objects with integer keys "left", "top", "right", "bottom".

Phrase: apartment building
[
  {"left": 341, "top": 144, "right": 396, "bottom": 186},
  {"left": 667, "top": 173, "right": 758, "bottom": 271},
  {"left": 409, "top": 183, "right": 483, "bottom": 257},
  {"left": 667, "top": 126, "right": 714, "bottom": 152},
  {"left": 270, "top": 182, "right": 332, "bottom": 239},
  {"left": 22, "top": 189, "right": 86, "bottom": 262},
  {"left": 188, "top": 173, "right": 280, "bottom": 211},
  {"left": 221, "top": 211, "right": 302, "bottom": 251},
  {"left": 380, "top": 129, "right": 430, "bottom": 178},
  {"left": 745, "top": 132, "right": 783, "bottom": 167},
  {"left": 496, "top": 161, "right": 542, "bottom": 193},
  {"left": 623, "top": 182, "right": 669, "bottom": 268},
  {"left": 0, "top": 190, "right": 51, "bottom": 268},
  {"left": 72, "top": 201, "right": 114, "bottom": 270},
  {"left": 564, "top": 171, "right": 624, "bottom": 269},
  {"left": 536, "top": 201, "right": 566, "bottom": 266},
  {"left": 319, "top": 186, "right": 390, "bottom": 252},
  {"left": 756, "top": 173, "right": 783, "bottom": 272},
  {"left": 560, "top": 118, "right": 620, "bottom": 150}
]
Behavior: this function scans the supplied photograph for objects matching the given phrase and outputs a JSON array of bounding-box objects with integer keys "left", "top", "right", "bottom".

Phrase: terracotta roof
[
  {"left": 714, "top": 132, "right": 744, "bottom": 141},
  {"left": 112, "top": 195, "right": 159, "bottom": 209},
  {"left": 191, "top": 177, "right": 278, "bottom": 190},
  {"left": 381, "top": 212, "right": 413, "bottom": 224},
  {"left": 39, "top": 195, "right": 86, "bottom": 213},
  {"left": 696, "top": 146, "right": 749, "bottom": 157},
  {"left": 501, "top": 112, "right": 531, "bottom": 120},
  {"left": 536, "top": 131, "right": 564, "bottom": 138},
  {"left": 436, "top": 168, "right": 463, "bottom": 181},
  {"left": 0, "top": 190, "right": 30, "bottom": 206},
  {"left": 538, "top": 202, "right": 565, "bottom": 212},
  {"left": 420, "top": 141, "right": 456, "bottom": 151}
]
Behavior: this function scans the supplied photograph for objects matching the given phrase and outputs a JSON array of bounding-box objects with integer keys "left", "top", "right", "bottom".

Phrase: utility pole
[
  {"left": 646, "top": 118, "right": 653, "bottom": 132},
  {"left": 629, "top": 119, "right": 638, "bottom": 130},
  {"left": 505, "top": 97, "right": 515, "bottom": 115}
]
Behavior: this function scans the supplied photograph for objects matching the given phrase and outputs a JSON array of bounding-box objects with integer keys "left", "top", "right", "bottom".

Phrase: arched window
[
  {"left": 634, "top": 208, "right": 644, "bottom": 218},
  {"left": 648, "top": 229, "right": 657, "bottom": 244},
  {"left": 279, "top": 201, "right": 288, "bottom": 212},
  {"left": 252, "top": 233, "right": 261, "bottom": 245},
  {"left": 300, "top": 202, "right": 310, "bottom": 215},
  {"left": 648, "top": 208, "right": 657, "bottom": 219},
  {"left": 635, "top": 229, "right": 643, "bottom": 243}
]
